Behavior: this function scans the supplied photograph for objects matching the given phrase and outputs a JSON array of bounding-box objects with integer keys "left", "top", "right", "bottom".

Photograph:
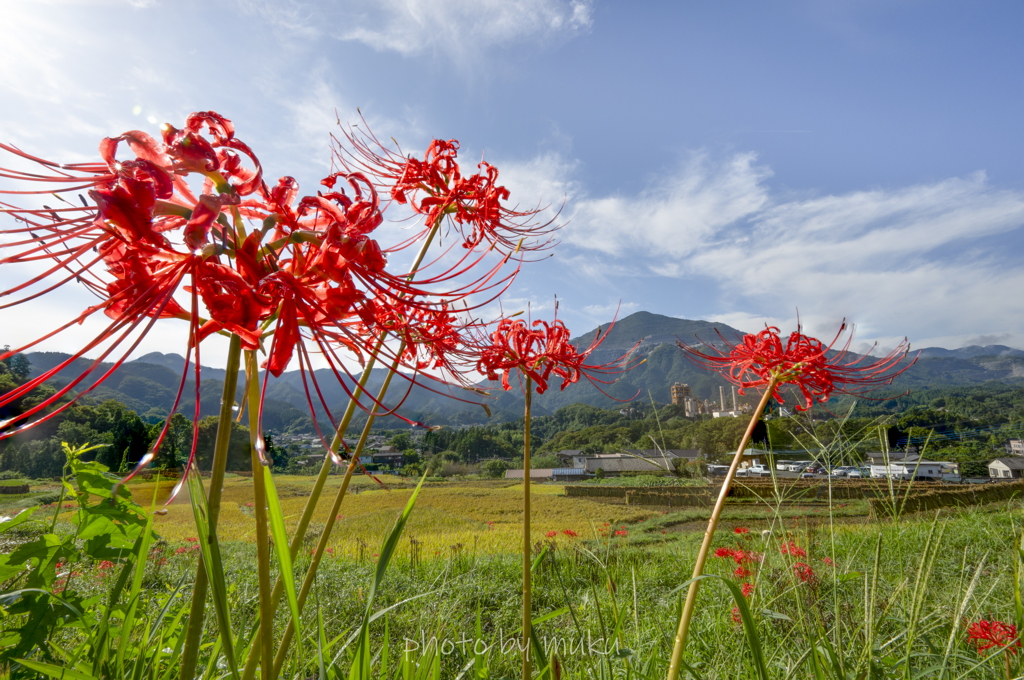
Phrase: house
[
  {"left": 583, "top": 455, "right": 678, "bottom": 476},
  {"left": 504, "top": 468, "right": 555, "bottom": 481},
  {"left": 556, "top": 449, "right": 701, "bottom": 470},
  {"left": 372, "top": 445, "right": 404, "bottom": 467},
  {"left": 866, "top": 451, "right": 920, "bottom": 465},
  {"left": 1007, "top": 439, "right": 1024, "bottom": 456},
  {"left": 989, "top": 458, "right": 1024, "bottom": 480},
  {"left": 552, "top": 468, "right": 592, "bottom": 482}
]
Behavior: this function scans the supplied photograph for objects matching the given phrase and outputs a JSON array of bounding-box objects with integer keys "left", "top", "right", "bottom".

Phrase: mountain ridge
[{"left": 22, "top": 311, "right": 1024, "bottom": 430}]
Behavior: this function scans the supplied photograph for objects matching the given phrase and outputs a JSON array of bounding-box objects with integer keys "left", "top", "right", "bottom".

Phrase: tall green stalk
[
  {"left": 241, "top": 219, "right": 443, "bottom": 679},
  {"left": 666, "top": 380, "right": 776, "bottom": 680},
  {"left": 245, "top": 351, "right": 275, "bottom": 677},
  {"left": 178, "top": 333, "right": 243, "bottom": 680},
  {"left": 522, "top": 378, "right": 533, "bottom": 680}
]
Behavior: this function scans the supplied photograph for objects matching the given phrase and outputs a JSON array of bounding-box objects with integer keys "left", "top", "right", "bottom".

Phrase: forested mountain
[{"left": 22, "top": 312, "right": 1024, "bottom": 431}]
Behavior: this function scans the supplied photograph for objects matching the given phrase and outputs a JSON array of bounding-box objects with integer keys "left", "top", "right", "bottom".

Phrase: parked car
[
  {"left": 831, "top": 466, "right": 858, "bottom": 477},
  {"left": 776, "top": 460, "right": 794, "bottom": 471},
  {"left": 804, "top": 464, "right": 825, "bottom": 475},
  {"left": 786, "top": 462, "right": 807, "bottom": 472},
  {"left": 846, "top": 468, "right": 867, "bottom": 478},
  {"left": 799, "top": 470, "right": 817, "bottom": 479}
]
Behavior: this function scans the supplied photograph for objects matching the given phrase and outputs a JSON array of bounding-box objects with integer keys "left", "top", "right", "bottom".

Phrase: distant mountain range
[{"left": 24, "top": 312, "right": 1024, "bottom": 431}]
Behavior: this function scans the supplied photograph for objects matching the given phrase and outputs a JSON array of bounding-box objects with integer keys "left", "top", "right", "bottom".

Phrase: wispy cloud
[
  {"left": 335, "top": 0, "right": 593, "bottom": 58},
  {"left": 538, "top": 151, "right": 1024, "bottom": 348}
]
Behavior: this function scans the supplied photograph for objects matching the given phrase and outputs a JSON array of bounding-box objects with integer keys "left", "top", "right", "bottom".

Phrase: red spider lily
[
  {"left": 331, "top": 117, "right": 560, "bottom": 255},
  {"left": 821, "top": 556, "right": 834, "bottom": 567},
  {"left": 477, "top": 313, "right": 641, "bottom": 396},
  {"left": 614, "top": 530, "right": 628, "bottom": 537},
  {"left": 677, "top": 322, "right": 918, "bottom": 412},
  {"left": 792, "top": 562, "right": 815, "bottom": 583},
  {"left": 1, "top": 111, "right": 526, "bottom": 485},
  {"left": 780, "top": 541, "right": 807, "bottom": 558},
  {"left": 562, "top": 529, "right": 578, "bottom": 537},
  {"left": 714, "top": 547, "right": 734, "bottom": 559},
  {"left": 546, "top": 530, "right": 558, "bottom": 538},
  {"left": 967, "top": 619, "right": 1021, "bottom": 655},
  {"left": 734, "top": 527, "right": 749, "bottom": 535},
  {"left": 734, "top": 566, "right": 751, "bottom": 579},
  {"left": 742, "top": 582, "right": 754, "bottom": 598}
]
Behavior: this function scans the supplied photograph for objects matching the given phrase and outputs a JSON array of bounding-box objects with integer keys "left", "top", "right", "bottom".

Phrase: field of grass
[{"left": 5, "top": 470, "right": 1023, "bottom": 678}]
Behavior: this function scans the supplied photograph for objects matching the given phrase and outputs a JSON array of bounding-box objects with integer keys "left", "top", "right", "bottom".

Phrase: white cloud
[
  {"left": 562, "top": 152, "right": 772, "bottom": 261},
  {"left": 558, "top": 155, "right": 1024, "bottom": 350},
  {"left": 335, "top": 0, "right": 594, "bottom": 58}
]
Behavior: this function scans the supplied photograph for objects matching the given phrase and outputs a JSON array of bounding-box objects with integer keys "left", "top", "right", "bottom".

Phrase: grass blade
[
  {"left": 263, "top": 466, "right": 303, "bottom": 663},
  {"left": 187, "top": 467, "right": 239, "bottom": 680}
]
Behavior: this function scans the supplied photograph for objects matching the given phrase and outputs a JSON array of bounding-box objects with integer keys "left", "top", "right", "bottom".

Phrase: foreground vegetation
[{"left": 2, "top": 454, "right": 1022, "bottom": 679}]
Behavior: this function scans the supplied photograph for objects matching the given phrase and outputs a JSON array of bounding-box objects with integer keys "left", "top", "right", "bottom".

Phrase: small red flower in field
[
  {"left": 97, "top": 560, "right": 115, "bottom": 571},
  {"left": 185, "top": 537, "right": 199, "bottom": 543},
  {"left": 546, "top": 530, "right": 558, "bottom": 538},
  {"left": 742, "top": 582, "right": 755, "bottom": 598},
  {"left": 821, "top": 556, "right": 834, "bottom": 567},
  {"left": 661, "top": 530, "right": 667, "bottom": 535},
  {"left": 793, "top": 562, "right": 815, "bottom": 583},
  {"left": 714, "top": 547, "right": 735, "bottom": 559},
  {"left": 734, "top": 527, "right": 749, "bottom": 535},
  {"left": 731, "top": 607, "right": 742, "bottom": 624},
  {"left": 967, "top": 620, "right": 1020, "bottom": 655},
  {"left": 562, "top": 529, "right": 577, "bottom": 537},
  {"left": 734, "top": 566, "right": 751, "bottom": 579},
  {"left": 677, "top": 323, "right": 917, "bottom": 412},
  {"left": 781, "top": 542, "right": 806, "bottom": 558},
  {"left": 614, "top": 530, "right": 628, "bottom": 537}
]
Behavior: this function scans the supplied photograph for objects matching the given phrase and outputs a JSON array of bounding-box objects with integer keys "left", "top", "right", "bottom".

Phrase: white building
[{"left": 989, "top": 458, "right": 1024, "bottom": 480}]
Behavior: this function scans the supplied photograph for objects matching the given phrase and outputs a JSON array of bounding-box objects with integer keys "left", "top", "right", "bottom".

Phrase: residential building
[
  {"left": 504, "top": 468, "right": 556, "bottom": 481},
  {"left": 373, "top": 445, "right": 404, "bottom": 467},
  {"left": 1007, "top": 439, "right": 1024, "bottom": 456},
  {"left": 989, "top": 458, "right": 1024, "bottom": 479}
]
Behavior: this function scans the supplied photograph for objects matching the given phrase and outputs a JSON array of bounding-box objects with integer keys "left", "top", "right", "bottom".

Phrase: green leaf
[
  {"left": 351, "top": 473, "right": 427, "bottom": 679},
  {"left": 186, "top": 468, "right": 239, "bottom": 680},
  {"left": 532, "top": 606, "right": 570, "bottom": 627},
  {"left": 17, "top": 658, "right": 98, "bottom": 680},
  {"left": 263, "top": 466, "right": 302, "bottom": 661},
  {"left": 0, "top": 507, "right": 36, "bottom": 533}
]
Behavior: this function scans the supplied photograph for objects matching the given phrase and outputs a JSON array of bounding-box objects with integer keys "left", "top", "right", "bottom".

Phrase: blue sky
[{"left": 2, "top": 0, "right": 1024, "bottom": 366}]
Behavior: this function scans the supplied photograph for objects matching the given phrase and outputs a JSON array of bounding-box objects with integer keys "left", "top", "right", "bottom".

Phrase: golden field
[{"left": 73, "top": 474, "right": 655, "bottom": 556}]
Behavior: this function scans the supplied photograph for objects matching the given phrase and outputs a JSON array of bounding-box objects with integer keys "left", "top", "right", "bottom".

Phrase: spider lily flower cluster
[
  {"left": 676, "top": 322, "right": 918, "bottom": 412},
  {"left": 0, "top": 110, "right": 550, "bottom": 486},
  {"left": 477, "top": 315, "right": 641, "bottom": 395}
]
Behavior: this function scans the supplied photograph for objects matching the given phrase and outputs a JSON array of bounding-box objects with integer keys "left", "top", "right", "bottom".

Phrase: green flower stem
[
  {"left": 270, "top": 359, "right": 404, "bottom": 678},
  {"left": 245, "top": 351, "right": 275, "bottom": 677},
  {"left": 666, "top": 380, "right": 777, "bottom": 680},
  {"left": 238, "top": 361, "right": 375, "bottom": 680},
  {"left": 179, "top": 333, "right": 243, "bottom": 680},
  {"left": 240, "top": 219, "right": 443, "bottom": 680},
  {"left": 523, "top": 377, "right": 533, "bottom": 680}
]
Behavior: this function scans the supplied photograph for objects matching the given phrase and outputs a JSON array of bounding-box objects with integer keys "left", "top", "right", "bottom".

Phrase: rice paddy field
[{"left": 3, "top": 474, "right": 1023, "bottom": 678}]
